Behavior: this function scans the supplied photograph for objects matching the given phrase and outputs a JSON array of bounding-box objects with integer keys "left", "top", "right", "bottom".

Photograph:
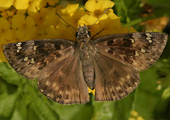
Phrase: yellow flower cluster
[
  {"left": 129, "top": 110, "right": 144, "bottom": 120},
  {"left": 0, "top": 0, "right": 136, "bottom": 62}
]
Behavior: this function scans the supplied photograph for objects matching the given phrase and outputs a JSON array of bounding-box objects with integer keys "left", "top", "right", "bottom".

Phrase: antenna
[
  {"left": 56, "top": 12, "right": 77, "bottom": 31},
  {"left": 89, "top": 7, "right": 111, "bottom": 29}
]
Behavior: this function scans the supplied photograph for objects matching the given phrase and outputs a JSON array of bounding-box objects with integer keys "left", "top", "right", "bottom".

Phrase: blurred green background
[{"left": 0, "top": 0, "right": 170, "bottom": 120}]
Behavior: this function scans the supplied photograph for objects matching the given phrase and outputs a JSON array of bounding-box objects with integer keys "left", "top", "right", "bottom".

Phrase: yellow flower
[
  {"left": 43, "top": 8, "right": 60, "bottom": 27},
  {"left": 58, "top": 4, "right": 81, "bottom": 28},
  {"left": 129, "top": 118, "right": 136, "bottom": 120},
  {"left": 48, "top": 4, "right": 86, "bottom": 40},
  {"left": 78, "top": 14, "right": 98, "bottom": 26},
  {"left": 45, "top": 24, "right": 75, "bottom": 40},
  {"left": 0, "top": 18, "right": 13, "bottom": 42},
  {"left": 130, "top": 110, "right": 139, "bottom": 117},
  {"left": 71, "top": 8, "right": 86, "bottom": 25},
  {"left": 0, "top": 50, "right": 7, "bottom": 62},
  {"left": 11, "top": 14, "right": 37, "bottom": 41},
  {"left": 85, "top": 0, "right": 115, "bottom": 17},
  {"left": 0, "top": 18, "right": 13, "bottom": 62},
  {"left": 14, "top": 0, "right": 41, "bottom": 12},
  {"left": 0, "top": 0, "right": 14, "bottom": 9},
  {"left": 78, "top": 0, "right": 114, "bottom": 29},
  {"left": 0, "top": 9, "right": 16, "bottom": 19},
  {"left": 88, "top": 87, "right": 95, "bottom": 95},
  {"left": 129, "top": 110, "right": 144, "bottom": 120},
  {"left": 78, "top": 0, "right": 136, "bottom": 39},
  {"left": 137, "top": 116, "right": 144, "bottom": 120},
  {"left": 40, "top": 0, "right": 59, "bottom": 7},
  {"left": 46, "top": 0, "right": 59, "bottom": 6},
  {"left": 61, "top": 4, "right": 79, "bottom": 16},
  {"left": 29, "top": 8, "right": 52, "bottom": 36}
]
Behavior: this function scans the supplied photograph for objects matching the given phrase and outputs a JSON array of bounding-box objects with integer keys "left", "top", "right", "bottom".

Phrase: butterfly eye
[
  {"left": 88, "top": 31, "right": 91, "bottom": 37},
  {"left": 76, "top": 32, "right": 78, "bottom": 37}
]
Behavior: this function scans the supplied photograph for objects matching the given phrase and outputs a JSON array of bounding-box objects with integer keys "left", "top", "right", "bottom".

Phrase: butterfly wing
[
  {"left": 37, "top": 53, "right": 89, "bottom": 104},
  {"left": 94, "top": 32, "right": 167, "bottom": 71},
  {"left": 93, "top": 32, "right": 167, "bottom": 101},
  {"left": 3, "top": 39, "right": 89, "bottom": 104},
  {"left": 93, "top": 53, "right": 140, "bottom": 101},
  {"left": 3, "top": 39, "right": 74, "bottom": 79}
]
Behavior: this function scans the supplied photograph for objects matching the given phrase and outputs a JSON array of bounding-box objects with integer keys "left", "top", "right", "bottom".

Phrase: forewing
[
  {"left": 94, "top": 32, "right": 167, "bottom": 71},
  {"left": 93, "top": 53, "right": 140, "bottom": 101},
  {"left": 3, "top": 39, "right": 74, "bottom": 79},
  {"left": 37, "top": 54, "right": 89, "bottom": 104}
]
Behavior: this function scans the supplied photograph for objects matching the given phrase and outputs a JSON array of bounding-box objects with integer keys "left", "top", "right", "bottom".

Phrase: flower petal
[
  {"left": 0, "top": 0, "right": 14, "bottom": 9},
  {"left": 14, "top": 0, "right": 29, "bottom": 10},
  {"left": 85, "top": 0, "right": 115, "bottom": 12}
]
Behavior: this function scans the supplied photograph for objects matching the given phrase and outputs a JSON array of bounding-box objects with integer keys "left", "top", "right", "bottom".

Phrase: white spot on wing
[
  {"left": 134, "top": 82, "right": 138, "bottom": 86},
  {"left": 47, "top": 93, "right": 54, "bottom": 98},
  {"left": 126, "top": 75, "right": 130, "bottom": 79},
  {"left": 148, "top": 40, "right": 152, "bottom": 43},
  {"left": 24, "top": 56, "right": 29, "bottom": 61},
  {"left": 16, "top": 42, "right": 22, "bottom": 47},
  {"left": 141, "top": 48, "right": 146, "bottom": 53},
  {"left": 16, "top": 42, "right": 22, "bottom": 52},
  {"left": 146, "top": 33, "right": 152, "bottom": 37},
  {"left": 115, "top": 86, "right": 121, "bottom": 91},
  {"left": 146, "top": 33, "right": 153, "bottom": 43},
  {"left": 135, "top": 51, "right": 139, "bottom": 56},
  {"left": 18, "top": 46, "right": 22, "bottom": 49},
  {"left": 150, "top": 59, "right": 154, "bottom": 62},
  {"left": 31, "top": 58, "right": 35, "bottom": 64},
  {"left": 146, "top": 37, "right": 151, "bottom": 40},
  {"left": 130, "top": 38, "right": 135, "bottom": 43},
  {"left": 45, "top": 81, "right": 50, "bottom": 86},
  {"left": 40, "top": 89, "right": 44, "bottom": 92},
  {"left": 33, "top": 46, "right": 37, "bottom": 50}
]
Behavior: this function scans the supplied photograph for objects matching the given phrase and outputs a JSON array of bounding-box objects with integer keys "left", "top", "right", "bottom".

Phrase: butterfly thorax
[{"left": 76, "top": 25, "right": 95, "bottom": 90}]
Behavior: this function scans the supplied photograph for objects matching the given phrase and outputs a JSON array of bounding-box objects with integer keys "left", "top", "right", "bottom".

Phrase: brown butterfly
[{"left": 3, "top": 24, "right": 167, "bottom": 104}]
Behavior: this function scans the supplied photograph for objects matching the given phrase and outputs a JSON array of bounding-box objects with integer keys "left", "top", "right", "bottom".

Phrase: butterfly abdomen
[{"left": 80, "top": 44, "right": 95, "bottom": 90}]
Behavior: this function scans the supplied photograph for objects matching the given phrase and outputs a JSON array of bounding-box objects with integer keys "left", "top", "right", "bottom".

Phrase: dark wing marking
[{"left": 94, "top": 32, "right": 167, "bottom": 71}]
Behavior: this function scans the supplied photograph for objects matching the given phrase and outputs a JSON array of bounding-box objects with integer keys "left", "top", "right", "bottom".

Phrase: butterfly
[{"left": 3, "top": 24, "right": 167, "bottom": 104}]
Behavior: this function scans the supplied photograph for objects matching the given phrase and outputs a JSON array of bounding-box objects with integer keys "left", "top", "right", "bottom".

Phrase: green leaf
[
  {"left": 114, "top": 0, "right": 128, "bottom": 21},
  {"left": 112, "top": 91, "right": 137, "bottom": 120},
  {"left": 91, "top": 91, "right": 136, "bottom": 120},
  {"left": 50, "top": 102, "right": 93, "bottom": 120},
  {"left": 11, "top": 109, "right": 24, "bottom": 120},
  {"left": 0, "top": 93, "right": 18, "bottom": 120},
  {"left": 146, "top": 0, "right": 170, "bottom": 7},
  {"left": 28, "top": 84, "right": 60, "bottom": 120},
  {"left": 0, "top": 62, "right": 26, "bottom": 86},
  {"left": 133, "top": 59, "right": 170, "bottom": 119}
]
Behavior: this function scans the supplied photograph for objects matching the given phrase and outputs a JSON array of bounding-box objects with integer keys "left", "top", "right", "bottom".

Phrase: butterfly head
[{"left": 76, "top": 25, "right": 91, "bottom": 39}]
